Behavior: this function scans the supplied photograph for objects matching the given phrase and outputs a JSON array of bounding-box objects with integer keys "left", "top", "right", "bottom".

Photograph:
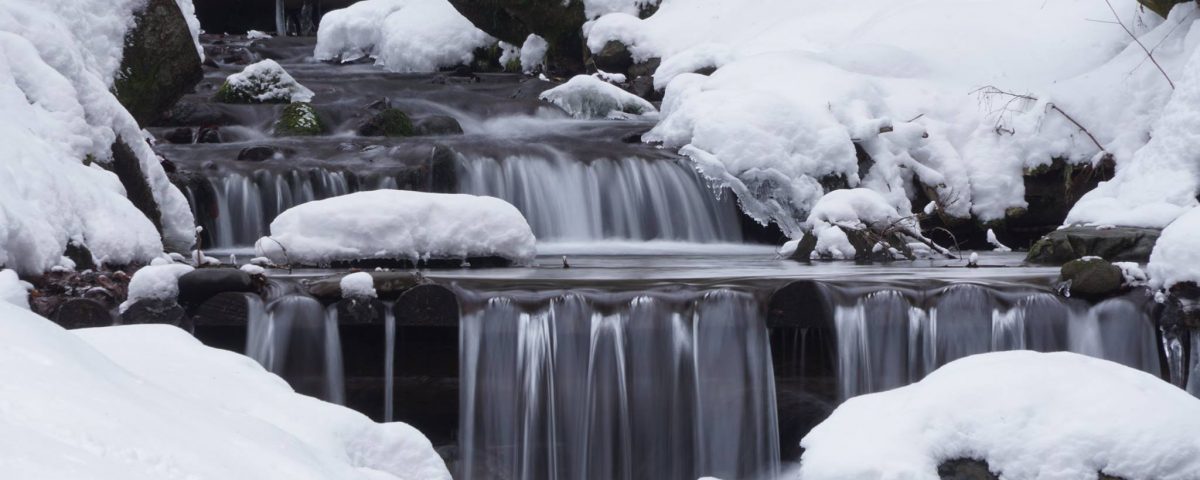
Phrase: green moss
[
  {"left": 358, "top": 109, "right": 414, "bottom": 137},
  {"left": 274, "top": 103, "right": 325, "bottom": 136},
  {"left": 214, "top": 74, "right": 291, "bottom": 104}
]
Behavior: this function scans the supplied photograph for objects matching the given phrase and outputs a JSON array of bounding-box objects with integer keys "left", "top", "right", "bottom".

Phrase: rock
[
  {"left": 155, "top": 101, "right": 233, "bottom": 127},
  {"left": 177, "top": 268, "right": 255, "bottom": 308},
  {"left": 52, "top": 298, "right": 115, "bottom": 329},
  {"left": 63, "top": 242, "right": 97, "bottom": 272},
  {"left": 937, "top": 459, "right": 997, "bottom": 480},
  {"left": 274, "top": 103, "right": 325, "bottom": 136},
  {"left": 414, "top": 115, "right": 464, "bottom": 136},
  {"left": 429, "top": 144, "right": 458, "bottom": 193},
  {"left": 1027, "top": 226, "right": 1159, "bottom": 265},
  {"left": 336, "top": 297, "right": 386, "bottom": 324},
  {"left": 192, "top": 291, "right": 255, "bottom": 326},
  {"left": 511, "top": 78, "right": 557, "bottom": 100},
  {"left": 394, "top": 284, "right": 459, "bottom": 326},
  {"left": 120, "top": 298, "right": 189, "bottom": 331},
  {"left": 629, "top": 75, "right": 661, "bottom": 102},
  {"left": 237, "top": 145, "right": 281, "bottom": 162},
  {"left": 357, "top": 108, "right": 414, "bottom": 137},
  {"left": 197, "top": 126, "right": 222, "bottom": 143},
  {"left": 164, "top": 127, "right": 194, "bottom": 144},
  {"left": 592, "top": 40, "right": 633, "bottom": 74},
  {"left": 1060, "top": 257, "right": 1124, "bottom": 299},
  {"left": 1162, "top": 282, "right": 1200, "bottom": 329},
  {"left": 107, "top": 138, "right": 164, "bottom": 235},
  {"left": 307, "top": 272, "right": 423, "bottom": 302},
  {"left": 787, "top": 234, "right": 819, "bottom": 262},
  {"left": 113, "top": 0, "right": 203, "bottom": 125},
  {"left": 445, "top": 0, "right": 587, "bottom": 73},
  {"left": 1139, "top": 0, "right": 1191, "bottom": 18}
]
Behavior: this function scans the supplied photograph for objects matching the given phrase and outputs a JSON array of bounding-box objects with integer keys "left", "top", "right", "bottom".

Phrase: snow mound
[
  {"left": 539, "top": 75, "right": 657, "bottom": 119},
  {"left": 803, "top": 188, "right": 915, "bottom": 260},
  {"left": 587, "top": 0, "right": 1196, "bottom": 236},
  {"left": 341, "top": 272, "right": 378, "bottom": 298},
  {"left": 119, "top": 263, "right": 194, "bottom": 313},
  {"left": 0, "top": 301, "right": 449, "bottom": 479},
  {"left": 255, "top": 190, "right": 537, "bottom": 266},
  {"left": 314, "top": 0, "right": 494, "bottom": 73},
  {"left": 519, "top": 34, "right": 548, "bottom": 73},
  {"left": 799, "top": 351, "right": 1200, "bottom": 480},
  {"left": 1148, "top": 207, "right": 1200, "bottom": 290},
  {"left": 220, "top": 59, "right": 314, "bottom": 103},
  {"left": 0, "top": 0, "right": 197, "bottom": 274},
  {"left": 0, "top": 269, "right": 29, "bottom": 309}
]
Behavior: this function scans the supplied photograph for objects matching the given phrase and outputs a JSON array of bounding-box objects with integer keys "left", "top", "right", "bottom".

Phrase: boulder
[
  {"left": 108, "top": 138, "right": 164, "bottom": 235},
  {"left": 394, "top": 284, "right": 459, "bottom": 326},
  {"left": 414, "top": 115, "right": 464, "bottom": 136},
  {"left": 155, "top": 101, "right": 234, "bottom": 127},
  {"left": 177, "top": 268, "right": 255, "bottom": 308},
  {"left": 197, "top": 126, "right": 222, "bottom": 143},
  {"left": 511, "top": 77, "right": 557, "bottom": 100},
  {"left": 113, "top": 0, "right": 204, "bottom": 125},
  {"left": 1027, "top": 226, "right": 1159, "bottom": 265},
  {"left": 1059, "top": 257, "right": 1123, "bottom": 299},
  {"left": 1139, "top": 0, "right": 1192, "bottom": 18},
  {"left": 336, "top": 297, "right": 387, "bottom": 324},
  {"left": 445, "top": 0, "right": 587, "bottom": 73},
  {"left": 120, "top": 298, "right": 189, "bottom": 331},
  {"left": 164, "top": 127, "right": 194, "bottom": 144},
  {"left": 192, "top": 291, "right": 256, "bottom": 326},
  {"left": 274, "top": 103, "right": 325, "bottom": 136},
  {"left": 357, "top": 108, "right": 414, "bottom": 137},
  {"left": 237, "top": 145, "right": 282, "bottom": 162},
  {"left": 306, "top": 272, "right": 424, "bottom": 302},
  {"left": 937, "top": 459, "right": 997, "bottom": 480},
  {"left": 52, "top": 298, "right": 115, "bottom": 329},
  {"left": 591, "top": 40, "right": 633, "bottom": 74}
]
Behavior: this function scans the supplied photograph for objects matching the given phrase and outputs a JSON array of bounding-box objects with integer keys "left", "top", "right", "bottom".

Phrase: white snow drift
[
  {"left": 255, "top": 190, "right": 537, "bottom": 266},
  {"left": 0, "top": 301, "right": 450, "bottom": 480},
  {"left": 314, "top": 0, "right": 495, "bottom": 72},
  {"left": 540, "top": 74, "right": 657, "bottom": 119},
  {"left": 0, "top": 0, "right": 197, "bottom": 274},
  {"left": 1148, "top": 207, "right": 1200, "bottom": 290},
  {"left": 587, "top": 0, "right": 1197, "bottom": 236},
  {"left": 0, "top": 269, "right": 29, "bottom": 309},
  {"left": 799, "top": 351, "right": 1200, "bottom": 480}
]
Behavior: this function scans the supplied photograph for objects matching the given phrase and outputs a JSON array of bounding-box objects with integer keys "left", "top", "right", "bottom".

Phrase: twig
[
  {"left": 974, "top": 86, "right": 1109, "bottom": 156},
  {"left": 1105, "top": 0, "right": 1174, "bottom": 89}
]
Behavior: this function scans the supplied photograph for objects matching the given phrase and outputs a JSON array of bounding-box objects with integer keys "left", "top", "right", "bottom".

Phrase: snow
[
  {"left": 223, "top": 59, "right": 315, "bottom": 103},
  {"left": 314, "top": 0, "right": 495, "bottom": 73},
  {"left": 1148, "top": 207, "right": 1200, "bottom": 290},
  {"left": 986, "top": 229, "right": 1011, "bottom": 252},
  {"left": 240, "top": 263, "right": 266, "bottom": 275},
  {"left": 173, "top": 0, "right": 203, "bottom": 59},
  {"left": 119, "top": 263, "right": 194, "bottom": 313},
  {"left": 255, "top": 190, "right": 537, "bottom": 266},
  {"left": 539, "top": 75, "right": 657, "bottom": 119},
  {"left": 581, "top": 0, "right": 659, "bottom": 19},
  {"left": 586, "top": 0, "right": 1199, "bottom": 237},
  {"left": 1115, "top": 261, "right": 1149, "bottom": 287},
  {"left": 804, "top": 188, "right": 911, "bottom": 259},
  {"left": 0, "top": 269, "right": 29, "bottom": 309},
  {"left": 799, "top": 351, "right": 1200, "bottom": 480},
  {"left": 519, "top": 34, "right": 548, "bottom": 73},
  {"left": 0, "top": 0, "right": 196, "bottom": 275},
  {"left": 247, "top": 29, "right": 272, "bottom": 40},
  {"left": 340, "top": 272, "right": 378, "bottom": 298},
  {"left": 0, "top": 301, "right": 449, "bottom": 479}
]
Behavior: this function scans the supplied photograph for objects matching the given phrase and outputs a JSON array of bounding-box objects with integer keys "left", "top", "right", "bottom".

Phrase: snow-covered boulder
[
  {"left": 119, "top": 263, "right": 194, "bottom": 313},
  {"left": 314, "top": 0, "right": 495, "bottom": 73},
  {"left": 113, "top": 0, "right": 203, "bottom": 124},
  {"left": 1148, "top": 207, "right": 1200, "bottom": 291},
  {"left": 275, "top": 103, "right": 326, "bottom": 136},
  {"left": 255, "top": 190, "right": 537, "bottom": 267},
  {"left": 216, "top": 59, "right": 314, "bottom": 104},
  {"left": 0, "top": 301, "right": 450, "bottom": 479},
  {"left": 539, "top": 75, "right": 656, "bottom": 119},
  {"left": 340, "top": 272, "right": 378, "bottom": 299},
  {"left": 799, "top": 351, "right": 1200, "bottom": 479},
  {"left": 793, "top": 189, "right": 943, "bottom": 261}
]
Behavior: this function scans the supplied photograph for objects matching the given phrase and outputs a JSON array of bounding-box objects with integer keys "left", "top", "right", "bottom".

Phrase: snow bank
[
  {"left": 0, "top": 301, "right": 449, "bottom": 479},
  {"left": 0, "top": 0, "right": 196, "bottom": 274},
  {"left": 1148, "top": 207, "right": 1200, "bottom": 290},
  {"left": 340, "top": 272, "right": 378, "bottom": 298},
  {"left": 0, "top": 269, "right": 29, "bottom": 309},
  {"left": 119, "top": 263, "right": 194, "bottom": 313},
  {"left": 587, "top": 0, "right": 1196, "bottom": 236},
  {"left": 255, "top": 190, "right": 536, "bottom": 266},
  {"left": 221, "top": 59, "right": 314, "bottom": 103},
  {"left": 539, "top": 75, "right": 657, "bottom": 119},
  {"left": 799, "top": 351, "right": 1200, "bottom": 480},
  {"left": 314, "top": 0, "right": 494, "bottom": 73}
]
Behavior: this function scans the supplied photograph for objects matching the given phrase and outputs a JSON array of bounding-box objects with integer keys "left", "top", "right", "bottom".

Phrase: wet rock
[
  {"left": 1060, "top": 257, "right": 1123, "bottom": 299},
  {"left": 357, "top": 108, "right": 414, "bottom": 137},
  {"left": 64, "top": 242, "right": 97, "bottom": 272},
  {"left": 307, "top": 272, "right": 423, "bottom": 302},
  {"left": 414, "top": 115, "right": 464, "bottom": 136},
  {"left": 120, "top": 298, "right": 189, "bottom": 331},
  {"left": 1162, "top": 282, "right": 1200, "bottom": 329},
  {"left": 620, "top": 130, "right": 647, "bottom": 144},
  {"left": 445, "top": 0, "right": 587, "bottom": 73},
  {"left": 394, "top": 284, "right": 459, "bottom": 326},
  {"left": 336, "top": 297, "right": 387, "bottom": 324},
  {"left": 192, "top": 291, "right": 254, "bottom": 326},
  {"left": 1027, "top": 226, "right": 1159, "bottom": 265},
  {"left": 629, "top": 75, "right": 661, "bottom": 102},
  {"left": 237, "top": 145, "right": 281, "bottom": 162},
  {"left": 937, "top": 459, "right": 997, "bottom": 480},
  {"left": 511, "top": 77, "right": 557, "bottom": 100},
  {"left": 591, "top": 40, "right": 633, "bottom": 74},
  {"left": 197, "top": 126, "right": 222, "bottom": 143},
  {"left": 52, "top": 298, "right": 115, "bottom": 329},
  {"left": 786, "top": 234, "right": 819, "bottom": 262},
  {"left": 107, "top": 138, "right": 164, "bottom": 235},
  {"left": 155, "top": 101, "right": 233, "bottom": 127},
  {"left": 274, "top": 103, "right": 325, "bottom": 136},
  {"left": 177, "top": 268, "right": 255, "bottom": 308},
  {"left": 430, "top": 144, "right": 459, "bottom": 193},
  {"left": 164, "top": 127, "right": 194, "bottom": 144},
  {"left": 1140, "top": 0, "right": 1192, "bottom": 18},
  {"left": 113, "top": 0, "right": 203, "bottom": 125}
]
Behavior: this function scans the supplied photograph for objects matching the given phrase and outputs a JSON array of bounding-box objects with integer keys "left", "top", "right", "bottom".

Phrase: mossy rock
[
  {"left": 113, "top": 0, "right": 203, "bottom": 125},
  {"left": 1027, "top": 226, "right": 1160, "bottom": 265},
  {"left": 274, "top": 103, "right": 325, "bottom": 136},
  {"left": 357, "top": 109, "right": 414, "bottom": 137},
  {"left": 215, "top": 81, "right": 289, "bottom": 104},
  {"left": 1060, "top": 257, "right": 1123, "bottom": 298}
]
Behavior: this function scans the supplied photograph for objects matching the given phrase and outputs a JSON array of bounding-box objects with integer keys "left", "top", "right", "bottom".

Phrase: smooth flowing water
[{"left": 244, "top": 293, "right": 345, "bottom": 404}]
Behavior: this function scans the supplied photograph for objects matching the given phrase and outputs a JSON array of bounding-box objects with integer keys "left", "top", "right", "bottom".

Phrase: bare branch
[{"left": 1105, "top": 0, "right": 1175, "bottom": 89}]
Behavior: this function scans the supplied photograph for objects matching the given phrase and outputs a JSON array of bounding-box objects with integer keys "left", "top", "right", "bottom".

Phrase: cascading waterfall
[
  {"left": 458, "top": 155, "right": 743, "bottom": 243},
  {"left": 186, "top": 169, "right": 353, "bottom": 247},
  {"left": 244, "top": 294, "right": 346, "bottom": 404},
  {"left": 384, "top": 307, "right": 396, "bottom": 423},
  {"left": 458, "top": 289, "right": 779, "bottom": 480},
  {"left": 831, "top": 285, "right": 1162, "bottom": 399}
]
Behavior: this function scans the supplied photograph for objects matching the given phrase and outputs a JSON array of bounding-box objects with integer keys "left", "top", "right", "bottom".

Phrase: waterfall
[
  {"left": 458, "top": 289, "right": 780, "bottom": 480},
  {"left": 244, "top": 294, "right": 346, "bottom": 404},
  {"left": 384, "top": 307, "right": 396, "bottom": 423},
  {"left": 275, "top": 0, "right": 286, "bottom": 35},
  {"left": 1189, "top": 332, "right": 1200, "bottom": 397}
]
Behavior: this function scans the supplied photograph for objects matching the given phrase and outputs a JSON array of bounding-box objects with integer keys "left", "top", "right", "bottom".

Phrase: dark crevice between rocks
[{"left": 108, "top": 138, "right": 164, "bottom": 235}]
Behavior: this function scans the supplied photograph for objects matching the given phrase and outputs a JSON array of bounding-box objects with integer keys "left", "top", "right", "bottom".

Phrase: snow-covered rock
[
  {"left": 799, "top": 351, "right": 1200, "bottom": 480},
  {"left": 587, "top": 0, "right": 1197, "bottom": 235},
  {"left": 0, "top": 301, "right": 450, "bottom": 479},
  {"left": 340, "top": 272, "right": 378, "bottom": 298},
  {"left": 539, "top": 75, "right": 656, "bottom": 119},
  {"left": 803, "top": 188, "right": 922, "bottom": 260},
  {"left": 217, "top": 59, "right": 314, "bottom": 103},
  {"left": 119, "top": 263, "right": 194, "bottom": 313},
  {"left": 519, "top": 34, "right": 548, "bottom": 73},
  {"left": 0, "top": 269, "right": 29, "bottom": 309},
  {"left": 314, "top": 0, "right": 495, "bottom": 73},
  {"left": 255, "top": 190, "right": 537, "bottom": 266},
  {"left": 0, "top": 0, "right": 197, "bottom": 274},
  {"left": 1148, "top": 207, "right": 1200, "bottom": 290}
]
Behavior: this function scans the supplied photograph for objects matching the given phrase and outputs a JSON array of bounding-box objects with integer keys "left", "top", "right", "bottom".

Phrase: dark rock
[
  {"left": 1017, "top": 157, "right": 1115, "bottom": 246},
  {"left": 1162, "top": 282, "right": 1200, "bottom": 329},
  {"left": 787, "top": 234, "right": 819, "bottom": 262},
  {"left": 511, "top": 78, "right": 557, "bottom": 100},
  {"left": 113, "top": 0, "right": 203, "bottom": 125},
  {"left": 64, "top": 242, "right": 97, "bottom": 272},
  {"left": 155, "top": 102, "right": 233, "bottom": 127},
  {"left": 629, "top": 75, "right": 661, "bottom": 102},
  {"left": 177, "top": 268, "right": 255, "bottom": 308},
  {"left": 429, "top": 144, "right": 458, "bottom": 193},
  {"left": 197, "top": 126, "right": 222, "bottom": 143},
  {"left": 938, "top": 459, "right": 997, "bottom": 480},
  {"left": 108, "top": 138, "right": 164, "bottom": 235},
  {"left": 357, "top": 108, "right": 413, "bottom": 137},
  {"left": 164, "top": 127, "right": 194, "bottom": 144},
  {"left": 1060, "top": 257, "right": 1124, "bottom": 298},
  {"left": 52, "top": 298, "right": 115, "bottom": 329},
  {"left": 446, "top": 0, "right": 588, "bottom": 73},
  {"left": 414, "top": 115, "right": 464, "bottom": 136},
  {"left": 394, "top": 284, "right": 459, "bottom": 326},
  {"left": 336, "top": 297, "right": 387, "bottom": 324},
  {"left": 592, "top": 40, "right": 633, "bottom": 74},
  {"left": 192, "top": 291, "right": 255, "bottom": 326},
  {"left": 1139, "top": 0, "right": 1192, "bottom": 18},
  {"left": 275, "top": 103, "right": 325, "bottom": 136},
  {"left": 307, "top": 272, "right": 423, "bottom": 302},
  {"left": 1027, "top": 226, "right": 1159, "bottom": 265},
  {"left": 620, "top": 130, "right": 647, "bottom": 144},
  {"left": 237, "top": 145, "right": 281, "bottom": 162},
  {"left": 121, "top": 299, "right": 189, "bottom": 331}
]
